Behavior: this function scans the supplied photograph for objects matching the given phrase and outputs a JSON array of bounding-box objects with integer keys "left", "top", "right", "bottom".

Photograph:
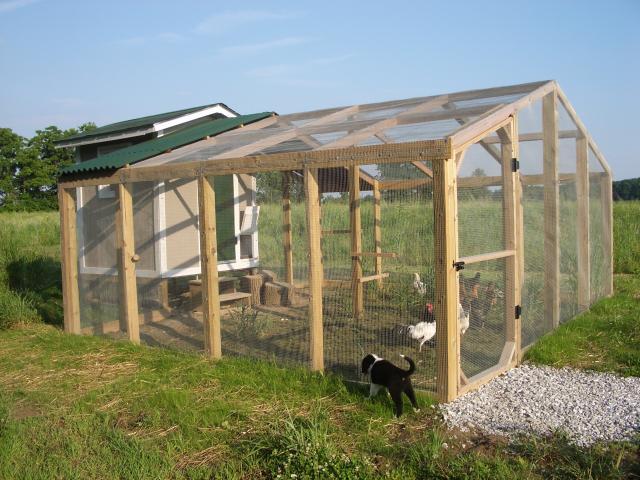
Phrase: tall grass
[{"left": 613, "top": 201, "right": 640, "bottom": 274}]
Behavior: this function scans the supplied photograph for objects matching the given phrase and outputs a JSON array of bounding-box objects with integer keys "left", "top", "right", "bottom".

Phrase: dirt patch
[{"left": 10, "top": 403, "right": 41, "bottom": 420}]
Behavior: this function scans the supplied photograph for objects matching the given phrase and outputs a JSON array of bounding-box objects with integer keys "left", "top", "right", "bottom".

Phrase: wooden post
[
  {"left": 58, "top": 187, "right": 81, "bottom": 334},
  {"left": 304, "top": 167, "right": 324, "bottom": 372},
  {"left": 576, "top": 134, "right": 590, "bottom": 310},
  {"left": 115, "top": 183, "right": 140, "bottom": 344},
  {"left": 373, "top": 179, "right": 383, "bottom": 287},
  {"left": 433, "top": 154, "right": 459, "bottom": 402},
  {"left": 349, "top": 166, "right": 364, "bottom": 318},
  {"left": 499, "top": 120, "right": 520, "bottom": 363},
  {"left": 198, "top": 175, "right": 222, "bottom": 359},
  {"left": 543, "top": 91, "right": 560, "bottom": 329},
  {"left": 601, "top": 171, "right": 613, "bottom": 297},
  {"left": 282, "top": 172, "right": 294, "bottom": 284}
]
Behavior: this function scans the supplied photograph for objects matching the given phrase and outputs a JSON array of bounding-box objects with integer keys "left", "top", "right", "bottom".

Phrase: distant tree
[
  {"left": 0, "top": 122, "right": 96, "bottom": 211},
  {"left": 613, "top": 177, "right": 640, "bottom": 200},
  {"left": 255, "top": 171, "right": 304, "bottom": 203},
  {"left": 0, "top": 128, "right": 25, "bottom": 209}
]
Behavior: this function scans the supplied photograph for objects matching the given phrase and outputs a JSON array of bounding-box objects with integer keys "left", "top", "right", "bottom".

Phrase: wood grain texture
[
  {"left": 433, "top": 155, "right": 459, "bottom": 402},
  {"left": 304, "top": 167, "right": 324, "bottom": 371},
  {"left": 115, "top": 183, "right": 140, "bottom": 344},
  {"left": 282, "top": 172, "right": 294, "bottom": 284},
  {"left": 601, "top": 173, "right": 614, "bottom": 297},
  {"left": 576, "top": 134, "right": 591, "bottom": 311},
  {"left": 349, "top": 166, "right": 364, "bottom": 319},
  {"left": 543, "top": 91, "right": 560, "bottom": 330},
  {"left": 58, "top": 187, "right": 81, "bottom": 334},
  {"left": 373, "top": 180, "right": 383, "bottom": 286},
  {"left": 198, "top": 175, "right": 222, "bottom": 359}
]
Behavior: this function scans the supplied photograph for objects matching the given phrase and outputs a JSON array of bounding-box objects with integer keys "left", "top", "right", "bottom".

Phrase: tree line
[{"left": 0, "top": 124, "right": 95, "bottom": 211}]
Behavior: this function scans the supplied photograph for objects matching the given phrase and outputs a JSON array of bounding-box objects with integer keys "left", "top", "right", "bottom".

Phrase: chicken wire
[
  {"left": 589, "top": 149, "right": 608, "bottom": 303},
  {"left": 457, "top": 139, "right": 510, "bottom": 378},
  {"left": 316, "top": 162, "right": 437, "bottom": 392}
]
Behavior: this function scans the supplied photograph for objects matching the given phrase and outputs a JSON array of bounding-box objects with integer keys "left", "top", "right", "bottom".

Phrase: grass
[
  {"left": 0, "top": 323, "right": 637, "bottom": 479},
  {"left": 0, "top": 202, "right": 639, "bottom": 478},
  {"left": 526, "top": 274, "right": 640, "bottom": 377}
]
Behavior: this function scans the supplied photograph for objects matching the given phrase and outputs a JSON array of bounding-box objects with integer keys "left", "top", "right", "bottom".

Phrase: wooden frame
[
  {"left": 433, "top": 155, "right": 459, "bottom": 402},
  {"left": 58, "top": 187, "right": 81, "bottom": 334},
  {"left": 197, "top": 175, "right": 222, "bottom": 359},
  {"left": 576, "top": 133, "right": 590, "bottom": 311},
  {"left": 304, "top": 167, "right": 324, "bottom": 371},
  {"left": 349, "top": 166, "right": 364, "bottom": 319},
  {"left": 57, "top": 80, "right": 613, "bottom": 403},
  {"left": 115, "top": 183, "right": 140, "bottom": 343},
  {"left": 543, "top": 91, "right": 560, "bottom": 330}
]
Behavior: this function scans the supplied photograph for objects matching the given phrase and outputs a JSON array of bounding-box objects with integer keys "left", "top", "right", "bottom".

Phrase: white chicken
[
  {"left": 413, "top": 273, "right": 426, "bottom": 295},
  {"left": 406, "top": 302, "right": 470, "bottom": 351}
]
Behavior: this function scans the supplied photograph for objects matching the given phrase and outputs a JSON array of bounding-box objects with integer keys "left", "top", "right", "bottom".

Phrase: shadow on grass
[{"left": 6, "top": 257, "right": 63, "bottom": 327}]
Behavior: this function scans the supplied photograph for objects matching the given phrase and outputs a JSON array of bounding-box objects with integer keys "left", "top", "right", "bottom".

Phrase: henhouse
[{"left": 56, "top": 80, "right": 613, "bottom": 402}]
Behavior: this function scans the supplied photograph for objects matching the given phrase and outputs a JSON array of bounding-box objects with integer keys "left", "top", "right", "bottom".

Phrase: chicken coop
[{"left": 57, "top": 80, "right": 613, "bottom": 402}]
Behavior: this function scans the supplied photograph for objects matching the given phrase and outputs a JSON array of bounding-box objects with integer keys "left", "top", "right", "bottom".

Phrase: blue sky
[{"left": 1, "top": 0, "right": 638, "bottom": 179}]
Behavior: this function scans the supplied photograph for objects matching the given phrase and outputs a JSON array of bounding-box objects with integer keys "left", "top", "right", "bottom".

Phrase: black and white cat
[{"left": 360, "top": 353, "right": 420, "bottom": 417}]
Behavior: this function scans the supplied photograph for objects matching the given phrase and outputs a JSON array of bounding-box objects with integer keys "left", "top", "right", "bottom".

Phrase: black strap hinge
[
  {"left": 515, "top": 305, "right": 522, "bottom": 319},
  {"left": 453, "top": 261, "right": 465, "bottom": 271},
  {"left": 511, "top": 158, "right": 520, "bottom": 172}
]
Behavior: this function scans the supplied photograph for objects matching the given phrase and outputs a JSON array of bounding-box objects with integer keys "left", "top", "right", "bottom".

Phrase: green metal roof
[
  {"left": 59, "top": 112, "right": 273, "bottom": 176},
  {"left": 58, "top": 102, "right": 238, "bottom": 143}
]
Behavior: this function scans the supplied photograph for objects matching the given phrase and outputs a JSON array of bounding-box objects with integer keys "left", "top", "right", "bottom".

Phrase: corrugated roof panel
[
  {"left": 59, "top": 112, "right": 273, "bottom": 176},
  {"left": 58, "top": 103, "right": 236, "bottom": 143}
]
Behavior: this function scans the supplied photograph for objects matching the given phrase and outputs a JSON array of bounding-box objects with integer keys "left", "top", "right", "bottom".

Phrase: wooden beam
[
  {"left": 556, "top": 86, "right": 612, "bottom": 176},
  {"left": 58, "top": 187, "right": 81, "bottom": 334},
  {"left": 601, "top": 172, "right": 614, "bottom": 297},
  {"left": 352, "top": 252, "right": 398, "bottom": 258},
  {"left": 349, "top": 166, "right": 364, "bottom": 319},
  {"left": 373, "top": 180, "right": 383, "bottom": 287},
  {"left": 318, "top": 95, "right": 449, "bottom": 150},
  {"left": 433, "top": 155, "right": 460, "bottom": 402},
  {"left": 282, "top": 172, "right": 294, "bottom": 284},
  {"left": 379, "top": 178, "right": 431, "bottom": 191},
  {"left": 500, "top": 120, "right": 520, "bottom": 363},
  {"left": 412, "top": 161, "right": 433, "bottom": 177},
  {"left": 481, "top": 130, "right": 580, "bottom": 145},
  {"left": 514, "top": 115, "right": 525, "bottom": 323},
  {"left": 58, "top": 139, "right": 452, "bottom": 188},
  {"left": 458, "top": 250, "right": 516, "bottom": 265},
  {"left": 359, "top": 273, "right": 389, "bottom": 283},
  {"left": 576, "top": 134, "right": 590, "bottom": 311},
  {"left": 450, "top": 81, "right": 556, "bottom": 149},
  {"left": 115, "top": 183, "right": 140, "bottom": 344},
  {"left": 198, "top": 175, "right": 222, "bottom": 359},
  {"left": 543, "top": 90, "right": 560, "bottom": 330},
  {"left": 304, "top": 167, "right": 324, "bottom": 371},
  {"left": 210, "top": 105, "right": 359, "bottom": 160}
]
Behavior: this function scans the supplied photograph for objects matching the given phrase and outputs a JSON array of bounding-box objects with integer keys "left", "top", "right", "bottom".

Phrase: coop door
[{"left": 455, "top": 122, "right": 519, "bottom": 391}]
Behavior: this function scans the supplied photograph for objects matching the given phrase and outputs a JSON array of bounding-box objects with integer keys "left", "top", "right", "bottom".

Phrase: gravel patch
[{"left": 441, "top": 364, "right": 640, "bottom": 446}]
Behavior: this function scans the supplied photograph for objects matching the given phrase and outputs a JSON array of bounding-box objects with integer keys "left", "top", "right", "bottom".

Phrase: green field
[{"left": 0, "top": 202, "right": 638, "bottom": 478}]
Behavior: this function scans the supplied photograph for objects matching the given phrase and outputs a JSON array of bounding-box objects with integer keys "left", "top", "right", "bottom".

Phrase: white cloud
[
  {"left": 0, "top": 0, "right": 38, "bottom": 14},
  {"left": 218, "top": 36, "right": 310, "bottom": 56},
  {"left": 247, "top": 54, "right": 354, "bottom": 87},
  {"left": 114, "top": 32, "right": 185, "bottom": 46},
  {"left": 195, "top": 10, "right": 299, "bottom": 35}
]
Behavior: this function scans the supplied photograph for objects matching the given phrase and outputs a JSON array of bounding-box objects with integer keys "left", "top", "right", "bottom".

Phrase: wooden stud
[
  {"left": 373, "top": 180, "right": 383, "bottom": 286},
  {"left": 58, "top": 139, "right": 452, "bottom": 188},
  {"left": 349, "top": 166, "right": 364, "bottom": 319},
  {"left": 543, "top": 91, "right": 560, "bottom": 330},
  {"left": 197, "top": 175, "right": 222, "bottom": 359},
  {"left": 499, "top": 120, "right": 520, "bottom": 362},
  {"left": 601, "top": 172, "right": 614, "bottom": 297},
  {"left": 282, "top": 172, "right": 294, "bottom": 284},
  {"left": 576, "top": 134, "right": 590, "bottom": 310},
  {"left": 433, "top": 154, "right": 460, "bottom": 402},
  {"left": 58, "top": 187, "right": 81, "bottom": 334},
  {"left": 304, "top": 167, "right": 324, "bottom": 372},
  {"left": 458, "top": 249, "right": 516, "bottom": 265},
  {"left": 115, "top": 183, "right": 140, "bottom": 344}
]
